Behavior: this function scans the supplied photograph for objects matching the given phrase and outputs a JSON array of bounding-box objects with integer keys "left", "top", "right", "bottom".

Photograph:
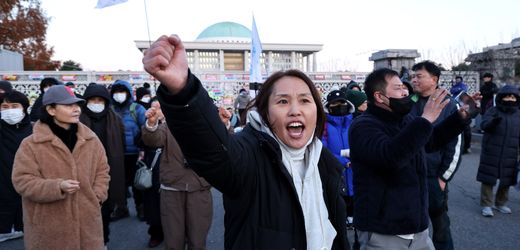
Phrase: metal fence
[{"left": 1, "top": 70, "right": 479, "bottom": 107}]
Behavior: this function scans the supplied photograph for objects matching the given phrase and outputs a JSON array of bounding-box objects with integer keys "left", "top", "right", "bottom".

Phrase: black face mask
[
  {"left": 501, "top": 100, "right": 518, "bottom": 107},
  {"left": 384, "top": 95, "right": 414, "bottom": 116},
  {"left": 329, "top": 104, "right": 351, "bottom": 116}
]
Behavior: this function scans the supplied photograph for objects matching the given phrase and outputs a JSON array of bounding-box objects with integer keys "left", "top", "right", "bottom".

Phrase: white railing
[{"left": 1, "top": 70, "right": 479, "bottom": 107}]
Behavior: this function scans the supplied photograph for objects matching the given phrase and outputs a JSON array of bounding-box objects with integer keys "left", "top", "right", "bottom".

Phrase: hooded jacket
[
  {"left": 0, "top": 115, "right": 32, "bottom": 210},
  {"left": 12, "top": 121, "right": 109, "bottom": 250},
  {"left": 157, "top": 72, "right": 349, "bottom": 250},
  {"left": 478, "top": 85, "right": 520, "bottom": 187},
  {"left": 322, "top": 114, "right": 354, "bottom": 196},
  {"left": 81, "top": 84, "right": 127, "bottom": 206},
  {"left": 110, "top": 80, "right": 146, "bottom": 154}
]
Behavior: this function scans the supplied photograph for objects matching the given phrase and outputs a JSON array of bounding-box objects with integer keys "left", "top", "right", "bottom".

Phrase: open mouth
[{"left": 287, "top": 122, "right": 304, "bottom": 138}]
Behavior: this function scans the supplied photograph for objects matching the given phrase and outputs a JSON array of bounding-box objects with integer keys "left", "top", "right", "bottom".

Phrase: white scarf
[{"left": 248, "top": 111, "right": 337, "bottom": 250}]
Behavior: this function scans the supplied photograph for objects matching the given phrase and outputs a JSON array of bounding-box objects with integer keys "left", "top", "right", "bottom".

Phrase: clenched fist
[{"left": 142, "top": 35, "right": 189, "bottom": 94}]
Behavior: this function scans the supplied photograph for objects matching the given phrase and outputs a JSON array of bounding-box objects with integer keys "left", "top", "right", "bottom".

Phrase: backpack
[{"left": 129, "top": 102, "right": 138, "bottom": 123}]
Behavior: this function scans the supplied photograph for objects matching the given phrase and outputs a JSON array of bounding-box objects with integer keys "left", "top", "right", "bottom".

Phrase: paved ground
[{"left": 2, "top": 134, "right": 520, "bottom": 249}]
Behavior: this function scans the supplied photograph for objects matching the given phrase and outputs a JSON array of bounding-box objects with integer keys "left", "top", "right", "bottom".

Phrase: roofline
[{"left": 135, "top": 40, "right": 323, "bottom": 54}]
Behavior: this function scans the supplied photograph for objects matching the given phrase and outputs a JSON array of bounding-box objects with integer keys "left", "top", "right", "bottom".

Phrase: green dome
[{"left": 196, "top": 22, "right": 251, "bottom": 41}]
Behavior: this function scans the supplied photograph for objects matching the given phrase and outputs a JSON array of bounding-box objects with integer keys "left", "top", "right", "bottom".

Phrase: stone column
[
  {"left": 313, "top": 52, "right": 318, "bottom": 72},
  {"left": 194, "top": 50, "right": 200, "bottom": 71},
  {"left": 219, "top": 50, "right": 224, "bottom": 71},
  {"left": 291, "top": 51, "right": 296, "bottom": 69}
]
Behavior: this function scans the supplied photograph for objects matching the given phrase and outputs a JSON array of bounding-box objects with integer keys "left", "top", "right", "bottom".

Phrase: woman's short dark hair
[
  {"left": 3, "top": 90, "right": 30, "bottom": 114},
  {"left": 251, "top": 69, "right": 325, "bottom": 138},
  {"left": 39, "top": 104, "right": 56, "bottom": 125}
]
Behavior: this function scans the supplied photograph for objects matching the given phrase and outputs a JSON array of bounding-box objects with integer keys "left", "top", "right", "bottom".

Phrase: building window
[{"left": 224, "top": 52, "right": 244, "bottom": 71}]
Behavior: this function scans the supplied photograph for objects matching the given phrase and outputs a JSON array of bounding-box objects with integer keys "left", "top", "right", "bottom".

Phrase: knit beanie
[
  {"left": 136, "top": 87, "right": 150, "bottom": 101},
  {"left": 346, "top": 90, "right": 367, "bottom": 109}
]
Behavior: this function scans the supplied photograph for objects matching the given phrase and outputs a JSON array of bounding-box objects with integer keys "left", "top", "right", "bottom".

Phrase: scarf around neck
[{"left": 248, "top": 110, "right": 336, "bottom": 249}]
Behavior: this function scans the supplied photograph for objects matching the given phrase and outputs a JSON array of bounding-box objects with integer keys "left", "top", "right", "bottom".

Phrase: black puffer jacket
[
  {"left": 157, "top": 72, "right": 349, "bottom": 250},
  {"left": 0, "top": 115, "right": 33, "bottom": 200},
  {"left": 477, "top": 85, "right": 520, "bottom": 187}
]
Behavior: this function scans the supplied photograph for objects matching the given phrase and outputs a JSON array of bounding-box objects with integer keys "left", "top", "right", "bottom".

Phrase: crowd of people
[{"left": 0, "top": 34, "right": 519, "bottom": 250}]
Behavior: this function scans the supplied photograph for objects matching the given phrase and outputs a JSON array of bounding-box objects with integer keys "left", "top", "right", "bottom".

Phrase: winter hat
[
  {"left": 136, "top": 87, "right": 150, "bottom": 101},
  {"left": 0, "top": 80, "right": 13, "bottom": 92},
  {"left": 496, "top": 85, "right": 520, "bottom": 104},
  {"left": 40, "top": 77, "right": 61, "bottom": 92},
  {"left": 83, "top": 83, "right": 111, "bottom": 103},
  {"left": 347, "top": 80, "right": 361, "bottom": 91},
  {"left": 110, "top": 83, "right": 129, "bottom": 94},
  {"left": 482, "top": 72, "right": 494, "bottom": 78},
  {"left": 326, "top": 90, "right": 348, "bottom": 105},
  {"left": 42, "top": 85, "right": 85, "bottom": 106},
  {"left": 346, "top": 90, "right": 367, "bottom": 109},
  {"left": 65, "top": 82, "right": 75, "bottom": 87},
  {"left": 2, "top": 90, "right": 30, "bottom": 114}
]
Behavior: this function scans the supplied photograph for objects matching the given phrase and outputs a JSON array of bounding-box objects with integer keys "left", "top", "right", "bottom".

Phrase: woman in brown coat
[
  {"left": 12, "top": 85, "right": 110, "bottom": 250},
  {"left": 142, "top": 100, "right": 212, "bottom": 250}
]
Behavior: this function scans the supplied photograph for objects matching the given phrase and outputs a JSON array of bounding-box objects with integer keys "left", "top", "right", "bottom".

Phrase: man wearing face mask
[
  {"left": 29, "top": 77, "right": 61, "bottom": 122},
  {"left": 321, "top": 90, "right": 355, "bottom": 227},
  {"left": 349, "top": 68, "right": 470, "bottom": 250},
  {"left": 109, "top": 80, "right": 147, "bottom": 221},
  {"left": 79, "top": 83, "right": 126, "bottom": 247},
  {"left": 0, "top": 90, "right": 32, "bottom": 242},
  {"left": 409, "top": 61, "right": 463, "bottom": 250},
  {"left": 136, "top": 86, "right": 152, "bottom": 110},
  {"left": 477, "top": 85, "right": 520, "bottom": 218}
]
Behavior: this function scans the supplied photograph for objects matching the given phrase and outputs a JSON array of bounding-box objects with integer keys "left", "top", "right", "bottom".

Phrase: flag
[
  {"left": 249, "top": 16, "right": 263, "bottom": 83},
  {"left": 96, "top": 0, "right": 128, "bottom": 9}
]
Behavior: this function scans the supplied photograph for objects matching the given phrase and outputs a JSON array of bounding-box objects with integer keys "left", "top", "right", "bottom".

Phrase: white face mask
[
  {"left": 43, "top": 87, "right": 50, "bottom": 93},
  {"left": 113, "top": 93, "right": 127, "bottom": 103},
  {"left": 1, "top": 108, "right": 25, "bottom": 125},
  {"left": 141, "top": 96, "right": 151, "bottom": 103},
  {"left": 87, "top": 103, "right": 105, "bottom": 113}
]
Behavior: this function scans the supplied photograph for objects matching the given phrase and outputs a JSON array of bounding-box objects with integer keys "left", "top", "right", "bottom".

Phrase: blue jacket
[
  {"left": 111, "top": 80, "right": 146, "bottom": 154},
  {"left": 450, "top": 82, "right": 468, "bottom": 96},
  {"left": 322, "top": 114, "right": 354, "bottom": 196},
  {"left": 349, "top": 104, "right": 466, "bottom": 235},
  {"left": 410, "top": 95, "right": 463, "bottom": 181}
]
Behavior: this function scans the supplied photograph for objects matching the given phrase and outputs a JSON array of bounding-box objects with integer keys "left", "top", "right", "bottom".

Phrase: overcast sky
[{"left": 40, "top": 0, "right": 520, "bottom": 72}]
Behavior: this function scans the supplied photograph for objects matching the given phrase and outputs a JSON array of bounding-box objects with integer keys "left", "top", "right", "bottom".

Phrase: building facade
[
  {"left": 135, "top": 22, "right": 322, "bottom": 76},
  {"left": 465, "top": 37, "right": 520, "bottom": 83}
]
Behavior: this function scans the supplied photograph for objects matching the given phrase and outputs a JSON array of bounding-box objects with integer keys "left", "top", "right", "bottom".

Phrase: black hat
[
  {"left": 40, "top": 77, "right": 61, "bottom": 92},
  {"left": 326, "top": 90, "right": 348, "bottom": 105},
  {"left": 0, "top": 80, "right": 13, "bottom": 92},
  {"left": 347, "top": 80, "right": 361, "bottom": 91},
  {"left": 65, "top": 81, "right": 75, "bottom": 87},
  {"left": 83, "top": 83, "right": 110, "bottom": 103},
  {"left": 483, "top": 72, "right": 494, "bottom": 78},
  {"left": 136, "top": 87, "right": 151, "bottom": 101}
]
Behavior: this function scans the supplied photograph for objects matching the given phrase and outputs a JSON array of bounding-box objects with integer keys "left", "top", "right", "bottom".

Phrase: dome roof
[{"left": 196, "top": 22, "right": 251, "bottom": 42}]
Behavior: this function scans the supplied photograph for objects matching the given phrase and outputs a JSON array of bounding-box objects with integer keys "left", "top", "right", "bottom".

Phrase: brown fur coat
[{"left": 12, "top": 121, "right": 110, "bottom": 250}]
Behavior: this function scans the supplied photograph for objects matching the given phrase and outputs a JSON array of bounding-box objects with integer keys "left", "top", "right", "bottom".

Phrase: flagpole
[
  {"left": 142, "top": 0, "right": 157, "bottom": 90},
  {"left": 143, "top": 0, "right": 152, "bottom": 47}
]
